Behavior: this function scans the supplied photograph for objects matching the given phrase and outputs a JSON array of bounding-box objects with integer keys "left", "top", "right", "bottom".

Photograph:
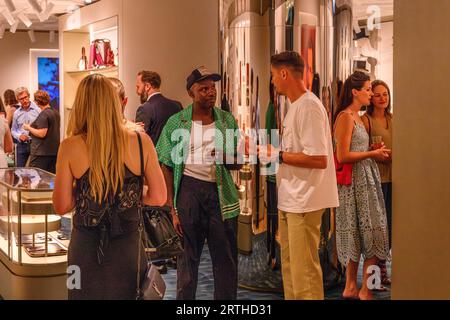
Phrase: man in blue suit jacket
[{"left": 135, "top": 71, "right": 182, "bottom": 145}]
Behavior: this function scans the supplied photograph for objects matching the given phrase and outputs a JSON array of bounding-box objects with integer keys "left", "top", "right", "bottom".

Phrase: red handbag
[
  {"left": 88, "top": 39, "right": 115, "bottom": 69},
  {"left": 334, "top": 152, "right": 352, "bottom": 186}
]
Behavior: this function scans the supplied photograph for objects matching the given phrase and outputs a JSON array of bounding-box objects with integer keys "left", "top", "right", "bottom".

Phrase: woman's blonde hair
[{"left": 67, "top": 74, "right": 128, "bottom": 203}]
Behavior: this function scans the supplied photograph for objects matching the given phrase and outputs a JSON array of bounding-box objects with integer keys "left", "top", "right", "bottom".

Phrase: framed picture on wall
[{"left": 29, "top": 49, "right": 60, "bottom": 110}]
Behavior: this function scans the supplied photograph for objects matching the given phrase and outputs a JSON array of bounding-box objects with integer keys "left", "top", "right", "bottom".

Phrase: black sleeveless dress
[{"left": 68, "top": 166, "right": 147, "bottom": 300}]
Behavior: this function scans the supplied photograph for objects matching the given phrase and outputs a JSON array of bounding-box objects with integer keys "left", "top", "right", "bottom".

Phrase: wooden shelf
[{"left": 66, "top": 66, "right": 118, "bottom": 75}]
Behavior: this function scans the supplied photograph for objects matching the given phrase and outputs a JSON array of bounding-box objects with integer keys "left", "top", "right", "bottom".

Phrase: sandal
[{"left": 372, "top": 285, "right": 389, "bottom": 292}]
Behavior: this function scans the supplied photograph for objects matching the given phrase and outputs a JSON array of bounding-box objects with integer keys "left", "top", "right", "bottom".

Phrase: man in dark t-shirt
[{"left": 23, "top": 91, "right": 60, "bottom": 173}]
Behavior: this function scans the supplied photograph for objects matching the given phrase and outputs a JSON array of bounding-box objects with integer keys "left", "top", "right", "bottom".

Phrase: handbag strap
[
  {"left": 364, "top": 113, "right": 372, "bottom": 137},
  {"left": 362, "top": 113, "right": 372, "bottom": 148},
  {"left": 137, "top": 131, "right": 145, "bottom": 181},
  {"left": 333, "top": 111, "right": 357, "bottom": 151},
  {"left": 135, "top": 131, "right": 145, "bottom": 299}
]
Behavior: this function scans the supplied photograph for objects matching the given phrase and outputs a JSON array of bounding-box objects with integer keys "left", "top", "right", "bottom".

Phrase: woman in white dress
[{"left": 0, "top": 115, "right": 13, "bottom": 168}]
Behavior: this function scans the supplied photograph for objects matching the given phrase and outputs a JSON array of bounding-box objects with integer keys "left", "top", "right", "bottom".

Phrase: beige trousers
[{"left": 279, "top": 209, "right": 325, "bottom": 300}]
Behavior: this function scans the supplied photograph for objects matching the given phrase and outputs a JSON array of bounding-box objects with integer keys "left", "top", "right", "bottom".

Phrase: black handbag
[
  {"left": 133, "top": 131, "right": 183, "bottom": 262},
  {"left": 142, "top": 206, "right": 184, "bottom": 262},
  {"left": 135, "top": 132, "right": 166, "bottom": 300}
]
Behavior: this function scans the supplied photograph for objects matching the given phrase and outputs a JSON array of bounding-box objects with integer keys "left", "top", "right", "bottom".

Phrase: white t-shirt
[
  {"left": 183, "top": 121, "right": 216, "bottom": 182},
  {"left": 277, "top": 91, "right": 339, "bottom": 213}
]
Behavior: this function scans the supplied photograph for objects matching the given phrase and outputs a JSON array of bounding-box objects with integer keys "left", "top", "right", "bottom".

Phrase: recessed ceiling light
[
  {"left": 49, "top": 30, "right": 56, "bottom": 43},
  {"left": 28, "top": 29, "right": 36, "bottom": 42}
]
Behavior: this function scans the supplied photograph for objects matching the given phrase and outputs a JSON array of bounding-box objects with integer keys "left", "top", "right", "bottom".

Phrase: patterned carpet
[
  {"left": 162, "top": 233, "right": 391, "bottom": 300},
  {"left": 61, "top": 217, "right": 390, "bottom": 300}
]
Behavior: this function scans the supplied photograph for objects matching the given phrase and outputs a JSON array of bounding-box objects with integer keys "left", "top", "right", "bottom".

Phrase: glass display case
[{"left": 0, "top": 168, "right": 68, "bottom": 300}]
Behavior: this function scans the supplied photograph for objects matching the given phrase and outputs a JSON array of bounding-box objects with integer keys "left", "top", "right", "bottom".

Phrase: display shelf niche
[{"left": 61, "top": 16, "right": 119, "bottom": 137}]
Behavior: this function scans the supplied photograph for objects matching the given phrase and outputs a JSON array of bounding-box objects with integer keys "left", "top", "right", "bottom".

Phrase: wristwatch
[{"left": 279, "top": 151, "right": 284, "bottom": 164}]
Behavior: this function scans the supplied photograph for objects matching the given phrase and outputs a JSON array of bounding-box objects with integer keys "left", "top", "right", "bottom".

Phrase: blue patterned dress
[{"left": 336, "top": 122, "right": 390, "bottom": 266}]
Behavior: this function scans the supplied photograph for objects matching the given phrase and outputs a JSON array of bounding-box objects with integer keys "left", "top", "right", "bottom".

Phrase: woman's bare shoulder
[
  {"left": 59, "top": 136, "right": 88, "bottom": 161},
  {"left": 335, "top": 111, "right": 354, "bottom": 128},
  {"left": 60, "top": 135, "right": 85, "bottom": 149},
  {"left": 59, "top": 136, "right": 89, "bottom": 178},
  {"left": 127, "top": 130, "right": 154, "bottom": 151}
]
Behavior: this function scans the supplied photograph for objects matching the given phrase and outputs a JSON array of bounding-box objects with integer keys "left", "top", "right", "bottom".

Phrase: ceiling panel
[{"left": 0, "top": 0, "right": 96, "bottom": 31}]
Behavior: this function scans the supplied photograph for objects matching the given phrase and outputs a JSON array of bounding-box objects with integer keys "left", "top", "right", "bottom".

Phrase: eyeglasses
[{"left": 17, "top": 95, "right": 30, "bottom": 102}]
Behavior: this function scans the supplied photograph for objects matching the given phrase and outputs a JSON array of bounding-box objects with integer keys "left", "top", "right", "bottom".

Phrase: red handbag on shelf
[
  {"left": 334, "top": 152, "right": 352, "bottom": 186},
  {"left": 88, "top": 39, "right": 115, "bottom": 69}
]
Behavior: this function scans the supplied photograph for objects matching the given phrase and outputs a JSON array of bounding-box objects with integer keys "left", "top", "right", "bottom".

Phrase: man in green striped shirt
[{"left": 156, "top": 67, "right": 242, "bottom": 300}]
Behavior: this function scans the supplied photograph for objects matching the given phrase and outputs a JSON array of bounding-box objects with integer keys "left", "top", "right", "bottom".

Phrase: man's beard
[{"left": 140, "top": 91, "right": 148, "bottom": 104}]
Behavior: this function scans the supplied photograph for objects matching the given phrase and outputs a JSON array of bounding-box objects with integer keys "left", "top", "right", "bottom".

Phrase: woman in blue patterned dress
[{"left": 333, "top": 71, "right": 390, "bottom": 300}]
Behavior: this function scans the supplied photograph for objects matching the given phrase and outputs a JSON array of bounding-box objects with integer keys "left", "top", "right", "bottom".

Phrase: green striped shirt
[{"left": 156, "top": 105, "right": 240, "bottom": 220}]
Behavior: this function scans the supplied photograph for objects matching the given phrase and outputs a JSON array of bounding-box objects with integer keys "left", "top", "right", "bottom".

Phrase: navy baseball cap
[{"left": 186, "top": 66, "right": 221, "bottom": 91}]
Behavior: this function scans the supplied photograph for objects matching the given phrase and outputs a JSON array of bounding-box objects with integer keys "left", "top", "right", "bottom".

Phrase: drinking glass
[{"left": 372, "top": 136, "right": 383, "bottom": 149}]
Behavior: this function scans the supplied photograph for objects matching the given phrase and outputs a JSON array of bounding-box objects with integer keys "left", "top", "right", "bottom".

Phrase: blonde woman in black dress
[{"left": 53, "top": 74, "right": 167, "bottom": 299}]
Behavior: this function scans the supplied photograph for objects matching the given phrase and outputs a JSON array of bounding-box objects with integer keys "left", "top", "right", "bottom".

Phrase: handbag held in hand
[
  {"left": 142, "top": 206, "right": 184, "bottom": 262},
  {"left": 135, "top": 132, "right": 166, "bottom": 300}
]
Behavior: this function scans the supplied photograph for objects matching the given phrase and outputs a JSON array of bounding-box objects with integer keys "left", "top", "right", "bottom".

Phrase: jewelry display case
[{"left": 0, "top": 168, "right": 68, "bottom": 300}]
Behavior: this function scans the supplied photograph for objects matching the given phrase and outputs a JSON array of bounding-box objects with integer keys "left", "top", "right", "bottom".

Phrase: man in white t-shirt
[{"left": 259, "top": 51, "right": 339, "bottom": 300}]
